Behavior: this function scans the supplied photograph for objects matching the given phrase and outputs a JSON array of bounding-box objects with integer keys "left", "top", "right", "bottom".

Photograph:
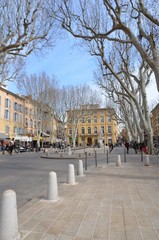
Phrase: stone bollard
[
  {"left": 145, "top": 155, "right": 150, "bottom": 166},
  {"left": 77, "top": 159, "right": 85, "bottom": 177},
  {"left": 67, "top": 146, "right": 72, "bottom": 155},
  {"left": 67, "top": 164, "right": 77, "bottom": 185},
  {"left": 47, "top": 171, "right": 59, "bottom": 201},
  {"left": 116, "top": 155, "right": 121, "bottom": 166},
  {"left": 45, "top": 149, "right": 49, "bottom": 157},
  {"left": 0, "top": 189, "right": 20, "bottom": 240}
]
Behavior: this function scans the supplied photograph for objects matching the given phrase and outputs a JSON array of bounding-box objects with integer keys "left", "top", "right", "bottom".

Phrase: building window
[
  {"left": 81, "top": 127, "right": 85, "bottom": 134},
  {"left": 94, "top": 127, "right": 97, "bottom": 134},
  {"left": 14, "top": 112, "right": 19, "bottom": 122},
  {"left": 19, "top": 128, "right": 24, "bottom": 134},
  {"left": 14, "top": 127, "right": 24, "bottom": 134},
  {"left": 100, "top": 126, "right": 104, "bottom": 134},
  {"left": 5, "top": 126, "right": 10, "bottom": 133},
  {"left": 108, "top": 126, "right": 112, "bottom": 134},
  {"left": 14, "top": 102, "right": 18, "bottom": 111},
  {"left": 107, "top": 116, "right": 111, "bottom": 122},
  {"left": 19, "top": 104, "right": 23, "bottom": 112},
  {"left": 100, "top": 116, "right": 104, "bottom": 122},
  {"left": 94, "top": 116, "right": 97, "bottom": 123},
  {"left": 14, "top": 127, "right": 18, "bottom": 133},
  {"left": 19, "top": 114, "right": 23, "bottom": 123},
  {"left": 81, "top": 117, "right": 85, "bottom": 123},
  {"left": 4, "top": 110, "right": 10, "bottom": 120},
  {"left": 5, "top": 98, "right": 11, "bottom": 108},
  {"left": 88, "top": 127, "right": 91, "bottom": 134},
  {"left": 87, "top": 117, "right": 91, "bottom": 123}
]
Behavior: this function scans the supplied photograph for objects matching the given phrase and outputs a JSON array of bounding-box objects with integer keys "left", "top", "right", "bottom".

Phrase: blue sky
[
  {"left": 25, "top": 36, "right": 96, "bottom": 86},
  {"left": 7, "top": 34, "right": 159, "bottom": 106},
  {"left": 7, "top": 35, "right": 97, "bottom": 94}
]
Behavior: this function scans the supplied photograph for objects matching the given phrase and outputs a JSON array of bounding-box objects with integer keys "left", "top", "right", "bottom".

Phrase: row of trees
[
  {"left": 0, "top": 0, "right": 159, "bottom": 151},
  {"left": 17, "top": 72, "right": 101, "bottom": 147},
  {"left": 54, "top": 0, "right": 159, "bottom": 152}
]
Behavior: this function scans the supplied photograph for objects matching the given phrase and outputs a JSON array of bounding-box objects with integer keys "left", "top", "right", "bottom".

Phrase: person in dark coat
[
  {"left": 9, "top": 142, "right": 14, "bottom": 155},
  {"left": 133, "top": 141, "right": 138, "bottom": 154},
  {"left": 125, "top": 141, "right": 130, "bottom": 154}
]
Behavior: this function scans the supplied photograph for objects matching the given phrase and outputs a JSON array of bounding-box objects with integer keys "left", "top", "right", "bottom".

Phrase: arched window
[
  {"left": 81, "top": 127, "right": 85, "bottom": 134},
  {"left": 88, "top": 127, "right": 91, "bottom": 134}
]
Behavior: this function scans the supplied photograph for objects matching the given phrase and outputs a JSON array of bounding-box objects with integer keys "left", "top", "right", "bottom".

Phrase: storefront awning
[{"left": 14, "top": 136, "right": 33, "bottom": 142}]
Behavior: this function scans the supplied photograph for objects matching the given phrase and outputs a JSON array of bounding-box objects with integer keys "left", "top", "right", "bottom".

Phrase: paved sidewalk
[{"left": 17, "top": 148, "right": 159, "bottom": 240}]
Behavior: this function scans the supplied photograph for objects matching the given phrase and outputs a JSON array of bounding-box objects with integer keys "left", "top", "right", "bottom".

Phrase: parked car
[
  {"left": 20, "top": 146, "right": 27, "bottom": 152},
  {"left": 15, "top": 145, "right": 28, "bottom": 153}
]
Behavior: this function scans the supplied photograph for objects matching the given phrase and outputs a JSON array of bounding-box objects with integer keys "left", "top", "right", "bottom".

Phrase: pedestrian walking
[
  {"left": 8, "top": 142, "right": 14, "bottom": 155},
  {"left": 125, "top": 141, "right": 130, "bottom": 154},
  {"left": 133, "top": 141, "right": 138, "bottom": 154}
]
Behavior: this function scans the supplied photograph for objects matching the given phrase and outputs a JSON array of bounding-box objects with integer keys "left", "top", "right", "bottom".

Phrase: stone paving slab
[{"left": 17, "top": 157, "right": 159, "bottom": 240}]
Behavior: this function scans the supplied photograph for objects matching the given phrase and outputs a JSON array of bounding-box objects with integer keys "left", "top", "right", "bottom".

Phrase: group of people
[
  {"left": 1, "top": 140, "right": 32, "bottom": 155},
  {"left": 1, "top": 140, "right": 14, "bottom": 155},
  {"left": 124, "top": 141, "right": 147, "bottom": 154}
]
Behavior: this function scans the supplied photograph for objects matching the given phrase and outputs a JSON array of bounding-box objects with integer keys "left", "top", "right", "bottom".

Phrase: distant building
[
  {"left": 0, "top": 86, "right": 26, "bottom": 140},
  {"left": 66, "top": 105, "right": 120, "bottom": 146},
  {"left": 0, "top": 86, "right": 59, "bottom": 147}
]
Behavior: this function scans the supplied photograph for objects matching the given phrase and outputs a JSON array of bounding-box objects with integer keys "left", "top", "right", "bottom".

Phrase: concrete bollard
[
  {"left": 47, "top": 171, "right": 59, "bottom": 201},
  {"left": 67, "top": 164, "right": 77, "bottom": 185},
  {"left": 77, "top": 159, "right": 85, "bottom": 177},
  {"left": 45, "top": 150, "right": 49, "bottom": 157},
  {"left": 116, "top": 155, "right": 121, "bottom": 166},
  {"left": 67, "top": 146, "right": 72, "bottom": 155},
  {"left": 145, "top": 155, "right": 150, "bottom": 166},
  {"left": 0, "top": 189, "right": 20, "bottom": 240}
]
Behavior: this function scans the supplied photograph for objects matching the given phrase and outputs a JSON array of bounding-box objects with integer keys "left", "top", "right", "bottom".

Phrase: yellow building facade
[
  {"left": 0, "top": 85, "right": 25, "bottom": 140},
  {"left": 66, "top": 107, "right": 119, "bottom": 146},
  {"left": 0, "top": 85, "right": 58, "bottom": 146}
]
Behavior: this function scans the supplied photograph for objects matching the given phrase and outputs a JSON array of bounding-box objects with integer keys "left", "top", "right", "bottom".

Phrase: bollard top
[
  {"left": 68, "top": 163, "right": 74, "bottom": 167},
  {"left": 3, "top": 189, "right": 16, "bottom": 197},
  {"left": 49, "top": 171, "right": 56, "bottom": 176}
]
